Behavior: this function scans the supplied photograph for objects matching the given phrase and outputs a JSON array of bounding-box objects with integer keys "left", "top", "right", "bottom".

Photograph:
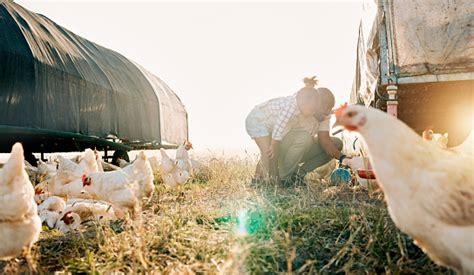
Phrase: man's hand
[
  {"left": 341, "top": 156, "right": 352, "bottom": 166},
  {"left": 317, "top": 131, "right": 341, "bottom": 159},
  {"left": 266, "top": 147, "right": 275, "bottom": 159},
  {"left": 268, "top": 140, "right": 280, "bottom": 159}
]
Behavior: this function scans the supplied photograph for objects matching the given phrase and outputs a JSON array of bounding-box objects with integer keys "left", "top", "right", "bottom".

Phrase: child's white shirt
[{"left": 255, "top": 95, "right": 300, "bottom": 140}]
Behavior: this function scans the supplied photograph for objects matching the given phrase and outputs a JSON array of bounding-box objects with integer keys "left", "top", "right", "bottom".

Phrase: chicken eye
[{"left": 347, "top": 111, "right": 356, "bottom": 118}]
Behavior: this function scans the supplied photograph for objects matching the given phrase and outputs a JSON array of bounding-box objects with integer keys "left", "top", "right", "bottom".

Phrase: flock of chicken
[
  {"left": 0, "top": 105, "right": 473, "bottom": 274},
  {"left": 0, "top": 142, "right": 194, "bottom": 262}
]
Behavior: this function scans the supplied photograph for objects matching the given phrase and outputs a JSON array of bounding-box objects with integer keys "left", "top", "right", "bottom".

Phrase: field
[{"left": 0, "top": 156, "right": 451, "bottom": 274}]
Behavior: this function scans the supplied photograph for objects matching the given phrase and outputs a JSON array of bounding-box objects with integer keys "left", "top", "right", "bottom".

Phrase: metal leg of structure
[
  {"left": 104, "top": 148, "right": 108, "bottom": 162},
  {"left": 386, "top": 84, "right": 398, "bottom": 117}
]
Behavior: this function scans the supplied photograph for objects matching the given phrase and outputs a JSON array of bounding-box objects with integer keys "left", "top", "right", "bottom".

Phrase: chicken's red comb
[
  {"left": 81, "top": 174, "right": 91, "bottom": 186},
  {"left": 334, "top": 102, "right": 349, "bottom": 119},
  {"left": 184, "top": 141, "right": 193, "bottom": 150}
]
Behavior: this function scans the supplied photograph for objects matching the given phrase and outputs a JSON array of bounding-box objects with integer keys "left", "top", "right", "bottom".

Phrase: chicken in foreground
[
  {"left": 335, "top": 105, "right": 474, "bottom": 274},
  {"left": 0, "top": 143, "right": 41, "bottom": 260}
]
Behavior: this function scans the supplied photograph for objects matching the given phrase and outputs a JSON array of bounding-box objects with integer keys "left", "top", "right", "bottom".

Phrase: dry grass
[{"left": 0, "top": 156, "right": 452, "bottom": 274}]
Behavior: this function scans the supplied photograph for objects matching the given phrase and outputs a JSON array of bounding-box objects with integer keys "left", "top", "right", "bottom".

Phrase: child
[{"left": 245, "top": 76, "right": 322, "bottom": 181}]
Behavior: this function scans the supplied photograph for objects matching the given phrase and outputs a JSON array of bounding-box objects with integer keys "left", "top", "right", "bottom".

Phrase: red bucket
[{"left": 357, "top": 160, "right": 376, "bottom": 179}]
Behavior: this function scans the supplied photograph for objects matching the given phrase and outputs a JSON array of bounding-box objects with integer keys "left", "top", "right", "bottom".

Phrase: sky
[{"left": 16, "top": 0, "right": 365, "bottom": 153}]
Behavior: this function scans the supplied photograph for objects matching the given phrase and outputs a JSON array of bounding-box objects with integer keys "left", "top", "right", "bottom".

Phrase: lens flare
[{"left": 235, "top": 209, "right": 249, "bottom": 236}]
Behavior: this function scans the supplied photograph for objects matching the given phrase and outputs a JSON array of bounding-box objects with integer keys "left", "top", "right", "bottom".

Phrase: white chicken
[
  {"left": 175, "top": 144, "right": 193, "bottom": 175},
  {"left": 55, "top": 211, "right": 81, "bottom": 233},
  {"left": 422, "top": 128, "right": 449, "bottom": 149},
  {"left": 122, "top": 151, "right": 154, "bottom": 199},
  {"left": 0, "top": 143, "right": 41, "bottom": 260},
  {"left": 335, "top": 105, "right": 474, "bottom": 274},
  {"left": 159, "top": 148, "right": 191, "bottom": 188},
  {"left": 148, "top": 156, "right": 160, "bottom": 174},
  {"left": 34, "top": 186, "right": 51, "bottom": 205},
  {"left": 94, "top": 149, "right": 104, "bottom": 172},
  {"left": 162, "top": 173, "right": 178, "bottom": 188},
  {"left": 81, "top": 170, "right": 139, "bottom": 217},
  {"left": 44, "top": 173, "right": 89, "bottom": 199},
  {"left": 56, "top": 149, "right": 98, "bottom": 184},
  {"left": 38, "top": 196, "right": 66, "bottom": 213},
  {"left": 36, "top": 159, "right": 57, "bottom": 182},
  {"left": 63, "top": 198, "right": 122, "bottom": 222},
  {"left": 42, "top": 150, "right": 100, "bottom": 199},
  {"left": 24, "top": 160, "right": 38, "bottom": 183},
  {"left": 79, "top": 149, "right": 99, "bottom": 173},
  {"left": 174, "top": 170, "right": 190, "bottom": 186},
  {"left": 55, "top": 155, "right": 79, "bottom": 184},
  {"left": 160, "top": 149, "right": 175, "bottom": 174},
  {"left": 100, "top": 160, "right": 121, "bottom": 172},
  {"left": 37, "top": 196, "right": 66, "bottom": 228}
]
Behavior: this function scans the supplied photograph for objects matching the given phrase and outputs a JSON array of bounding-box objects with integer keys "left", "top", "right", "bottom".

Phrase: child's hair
[
  {"left": 303, "top": 76, "right": 318, "bottom": 88},
  {"left": 297, "top": 76, "right": 336, "bottom": 109},
  {"left": 297, "top": 76, "right": 318, "bottom": 95}
]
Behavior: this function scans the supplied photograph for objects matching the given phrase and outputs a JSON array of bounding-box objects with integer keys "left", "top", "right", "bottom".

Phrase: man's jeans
[{"left": 278, "top": 130, "right": 343, "bottom": 180}]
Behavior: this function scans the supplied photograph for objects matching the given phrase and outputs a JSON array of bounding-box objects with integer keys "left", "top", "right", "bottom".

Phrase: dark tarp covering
[{"left": 0, "top": 1, "right": 188, "bottom": 153}]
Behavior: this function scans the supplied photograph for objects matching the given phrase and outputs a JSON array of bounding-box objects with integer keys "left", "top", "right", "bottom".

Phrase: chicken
[
  {"left": 0, "top": 143, "right": 41, "bottom": 260},
  {"left": 34, "top": 187, "right": 51, "bottom": 205},
  {"left": 162, "top": 173, "right": 178, "bottom": 188},
  {"left": 174, "top": 170, "right": 190, "bottom": 186},
  {"left": 42, "top": 150, "right": 100, "bottom": 198},
  {"left": 79, "top": 149, "right": 99, "bottom": 173},
  {"left": 184, "top": 140, "right": 193, "bottom": 151},
  {"left": 94, "top": 149, "right": 104, "bottom": 172},
  {"left": 24, "top": 160, "right": 38, "bottom": 183},
  {"left": 122, "top": 151, "right": 154, "bottom": 199},
  {"left": 100, "top": 160, "right": 121, "bottom": 172},
  {"left": 55, "top": 211, "right": 81, "bottom": 233},
  {"left": 38, "top": 196, "right": 66, "bottom": 213},
  {"left": 335, "top": 105, "right": 474, "bottom": 274},
  {"left": 41, "top": 211, "right": 61, "bottom": 229},
  {"left": 36, "top": 159, "right": 57, "bottom": 182},
  {"left": 43, "top": 173, "right": 89, "bottom": 199},
  {"left": 160, "top": 149, "right": 175, "bottom": 174},
  {"left": 70, "top": 154, "right": 83, "bottom": 163},
  {"left": 37, "top": 196, "right": 66, "bottom": 228},
  {"left": 63, "top": 198, "right": 122, "bottom": 222},
  {"left": 148, "top": 156, "right": 160, "bottom": 174},
  {"left": 422, "top": 128, "right": 449, "bottom": 149},
  {"left": 81, "top": 170, "right": 139, "bottom": 217},
  {"left": 175, "top": 144, "right": 193, "bottom": 176},
  {"left": 55, "top": 149, "right": 99, "bottom": 184},
  {"left": 55, "top": 155, "right": 79, "bottom": 183}
]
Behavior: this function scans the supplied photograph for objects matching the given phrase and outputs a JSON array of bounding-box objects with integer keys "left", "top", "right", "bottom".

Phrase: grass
[{"left": 0, "top": 156, "right": 451, "bottom": 274}]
